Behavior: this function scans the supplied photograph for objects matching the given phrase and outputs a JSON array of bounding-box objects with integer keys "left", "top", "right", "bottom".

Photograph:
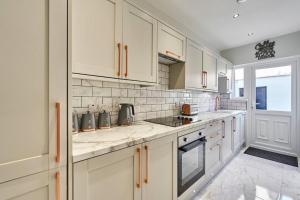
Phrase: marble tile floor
[{"left": 193, "top": 150, "right": 300, "bottom": 200}]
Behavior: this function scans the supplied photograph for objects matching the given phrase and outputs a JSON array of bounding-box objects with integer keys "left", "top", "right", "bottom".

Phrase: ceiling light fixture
[
  {"left": 237, "top": 0, "right": 247, "bottom": 3},
  {"left": 233, "top": 13, "right": 240, "bottom": 18},
  {"left": 248, "top": 32, "right": 254, "bottom": 36}
]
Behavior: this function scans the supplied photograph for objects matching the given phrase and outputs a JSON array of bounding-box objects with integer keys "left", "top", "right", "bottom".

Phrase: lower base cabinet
[
  {"left": 222, "top": 117, "right": 233, "bottom": 163},
  {"left": 0, "top": 167, "right": 67, "bottom": 200},
  {"left": 73, "top": 134, "right": 177, "bottom": 200}
]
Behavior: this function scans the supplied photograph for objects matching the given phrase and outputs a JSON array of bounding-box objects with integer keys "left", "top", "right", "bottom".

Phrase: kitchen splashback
[{"left": 72, "top": 63, "right": 219, "bottom": 125}]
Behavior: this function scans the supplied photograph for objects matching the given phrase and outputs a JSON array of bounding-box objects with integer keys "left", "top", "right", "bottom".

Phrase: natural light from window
[{"left": 234, "top": 68, "right": 244, "bottom": 98}]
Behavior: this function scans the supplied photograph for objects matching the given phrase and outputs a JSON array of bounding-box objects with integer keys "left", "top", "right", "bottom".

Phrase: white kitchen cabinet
[
  {"left": 221, "top": 117, "right": 234, "bottom": 163},
  {"left": 232, "top": 114, "right": 246, "bottom": 152},
  {"left": 0, "top": 166, "right": 67, "bottom": 200},
  {"left": 72, "top": 0, "right": 157, "bottom": 84},
  {"left": 169, "top": 39, "right": 203, "bottom": 89},
  {"left": 141, "top": 135, "right": 177, "bottom": 200},
  {"left": 72, "top": 0, "right": 122, "bottom": 79},
  {"left": 217, "top": 58, "right": 227, "bottom": 76},
  {"left": 205, "top": 122, "right": 222, "bottom": 177},
  {"left": 185, "top": 39, "right": 203, "bottom": 89},
  {"left": 226, "top": 63, "right": 234, "bottom": 93},
  {"left": 0, "top": 0, "right": 68, "bottom": 184},
  {"left": 158, "top": 22, "right": 186, "bottom": 62},
  {"left": 122, "top": 2, "right": 157, "bottom": 83},
  {"left": 73, "top": 145, "right": 141, "bottom": 200},
  {"left": 203, "top": 51, "right": 218, "bottom": 91},
  {"left": 73, "top": 135, "right": 177, "bottom": 200}
]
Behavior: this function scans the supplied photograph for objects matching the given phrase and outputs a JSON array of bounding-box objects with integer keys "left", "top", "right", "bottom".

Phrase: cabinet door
[
  {"left": 0, "top": 0, "right": 67, "bottom": 183},
  {"left": 205, "top": 141, "right": 222, "bottom": 176},
  {"left": 226, "top": 63, "right": 233, "bottom": 93},
  {"left": 217, "top": 59, "right": 227, "bottom": 76},
  {"left": 142, "top": 135, "right": 177, "bottom": 200},
  {"left": 0, "top": 167, "right": 67, "bottom": 200},
  {"left": 185, "top": 39, "right": 203, "bottom": 89},
  {"left": 233, "top": 116, "right": 241, "bottom": 152},
  {"left": 158, "top": 22, "right": 186, "bottom": 61},
  {"left": 122, "top": 2, "right": 157, "bottom": 83},
  {"left": 73, "top": 146, "right": 141, "bottom": 200},
  {"left": 238, "top": 115, "right": 246, "bottom": 147},
  {"left": 222, "top": 118, "right": 233, "bottom": 163},
  {"left": 72, "top": 0, "right": 122, "bottom": 78},
  {"left": 203, "top": 52, "right": 218, "bottom": 91}
]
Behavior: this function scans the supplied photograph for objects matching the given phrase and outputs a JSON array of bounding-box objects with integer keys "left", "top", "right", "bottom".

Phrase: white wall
[{"left": 221, "top": 31, "right": 300, "bottom": 65}]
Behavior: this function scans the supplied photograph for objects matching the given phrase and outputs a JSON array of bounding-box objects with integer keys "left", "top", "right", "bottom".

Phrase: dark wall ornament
[{"left": 255, "top": 40, "right": 275, "bottom": 60}]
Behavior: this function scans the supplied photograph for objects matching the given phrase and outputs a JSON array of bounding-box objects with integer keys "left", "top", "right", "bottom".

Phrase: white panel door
[
  {"left": 185, "top": 39, "right": 203, "bottom": 89},
  {"left": 72, "top": 0, "right": 122, "bottom": 78},
  {"left": 203, "top": 52, "right": 218, "bottom": 91},
  {"left": 0, "top": 0, "right": 67, "bottom": 183},
  {"left": 73, "top": 145, "right": 141, "bottom": 200},
  {"left": 0, "top": 167, "right": 67, "bottom": 200},
  {"left": 141, "top": 135, "right": 177, "bottom": 200},
  {"left": 122, "top": 2, "right": 157, "bottom": 83},
  {"left": 250, "top": 61, "right": 297, "bottom": 155}
]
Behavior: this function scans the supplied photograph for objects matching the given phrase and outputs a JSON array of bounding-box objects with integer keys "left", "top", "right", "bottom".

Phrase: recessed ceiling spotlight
[
  {"left": 237, "top": 0, "right": 247, "bottom": 3},
  {"left": 233, "top": 13, "right": 240, "bottom": 19},
  {"left": 248, "top": 32, "right": 254, "bottom": 36}
]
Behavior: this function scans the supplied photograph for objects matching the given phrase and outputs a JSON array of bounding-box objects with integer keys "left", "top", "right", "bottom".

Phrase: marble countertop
[{"left": 73, "top": 110, "right": 246, "bottom": 163}]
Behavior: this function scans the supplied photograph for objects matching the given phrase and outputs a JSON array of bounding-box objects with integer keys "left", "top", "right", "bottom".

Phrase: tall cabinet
[{"left": 0, "top": 0, "right": 68, "bottom": 199}]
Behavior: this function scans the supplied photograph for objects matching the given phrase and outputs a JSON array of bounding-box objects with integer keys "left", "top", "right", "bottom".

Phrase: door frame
[{"left": 235, "top": 55, "right": 300, "bottom": 157}]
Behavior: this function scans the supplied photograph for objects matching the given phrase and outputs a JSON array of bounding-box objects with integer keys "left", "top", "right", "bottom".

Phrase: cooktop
[{"left": 145, "top": 116, "right": 200, "bottom": 127}]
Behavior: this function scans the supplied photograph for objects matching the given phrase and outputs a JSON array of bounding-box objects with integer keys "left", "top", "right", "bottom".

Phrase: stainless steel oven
[{"left": 178, "top": 128, "right": 207, "bottom": 196}]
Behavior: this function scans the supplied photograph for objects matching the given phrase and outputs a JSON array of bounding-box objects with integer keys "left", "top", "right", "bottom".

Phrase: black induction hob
[{"left": 145, "top": 116, "right": 200, "bottom": 127}]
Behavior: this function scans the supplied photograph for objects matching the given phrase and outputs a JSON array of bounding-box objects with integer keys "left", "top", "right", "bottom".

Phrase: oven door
[{"left": 178, "top": 137, "right": 206, "bottom": 196}]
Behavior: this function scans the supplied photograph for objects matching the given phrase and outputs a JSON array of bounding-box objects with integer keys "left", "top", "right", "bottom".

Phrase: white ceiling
[{"left": 143, "top": 0, "right": 300, "bottom": 50}]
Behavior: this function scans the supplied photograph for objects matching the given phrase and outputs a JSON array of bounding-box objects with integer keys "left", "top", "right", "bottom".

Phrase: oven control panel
[{"left": 178, "top": 128, "right": 207, "bottom": 147}]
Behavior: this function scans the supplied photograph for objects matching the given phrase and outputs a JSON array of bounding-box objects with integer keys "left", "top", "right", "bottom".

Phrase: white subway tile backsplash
[
  {"left": 72, "top": 63, "right": 219, "bottom": 126},
  {"left": 73, "top": 86, "right": 93, "bottom": 96},
  {"left": 93, "top": 87, "right": 112, "bottom": 97}
]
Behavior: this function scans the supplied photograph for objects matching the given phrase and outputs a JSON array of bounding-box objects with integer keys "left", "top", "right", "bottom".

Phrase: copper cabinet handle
[
  {"left": 117, "top": 43, "right": 121, "bottom": 77},
  {"left": 125, "top": 45, "right": 128, "bottom": 77},
  {"left": 202, "top": 71, "right": 207, "bottom": 88},
  {"left": 136, "top": 147, "right": 141, "bottom": 188},
  {"left": 233, "top": 117, "right": 236, "bottom": 132},
  {"left": 55, "top": 171, "right": 61, "bottom": 200},
  {"left": 55, "top": 103, "right": 61, "bottom": 163},
  {"left": 144, "top": 145, "right": 149, "bottom": 184},
  {"left": 222, "top": 120, "right": 225, "bottom": 138},
  {"left": 166, "top": 50, "right": 181, "bottom": 59}
]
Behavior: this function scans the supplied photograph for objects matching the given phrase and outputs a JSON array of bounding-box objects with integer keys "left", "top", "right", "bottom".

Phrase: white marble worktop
[{"left": 73, "top": 110, "right": 246, "bottom": 162}]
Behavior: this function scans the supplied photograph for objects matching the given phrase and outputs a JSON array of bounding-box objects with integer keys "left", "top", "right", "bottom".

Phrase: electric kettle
[{"left": 118, "top": 103, "right": 135, "bottom": 126}]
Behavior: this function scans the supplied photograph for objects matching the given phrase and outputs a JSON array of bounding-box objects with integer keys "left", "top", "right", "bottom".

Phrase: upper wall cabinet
[
  {"left": 158, "top": 22, "right": 186, "bottom": 62},
  {"left": 203, "top": 51, "right": 218, "bottom": 91},
  {"left": 72, "top": 0, "right": 157, "bottom": 84},
  {"left": 217, "top": 58, "right": 227, "bottom": 76},
  {"left": 169, "top": 39, "right": 203, "bottom": 89},
  {"left": 72, "top": 0, "right": 122, "bottom": 79},
  {"left": 122, "top": 2, "right": 157, "bottom": 83}
]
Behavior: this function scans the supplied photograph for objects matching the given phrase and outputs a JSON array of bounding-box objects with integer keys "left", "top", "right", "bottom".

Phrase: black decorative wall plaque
[{"left": 255, "top": 40, "right": 275, "bottom": 60}]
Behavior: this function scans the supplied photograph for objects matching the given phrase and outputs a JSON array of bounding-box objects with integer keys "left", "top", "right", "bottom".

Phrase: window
[
  {"left": 234, "top": 68, "right": 244, "bottom": 98},
  {"left": 255, "top": 66, "right": 291, "bottom": 111}
]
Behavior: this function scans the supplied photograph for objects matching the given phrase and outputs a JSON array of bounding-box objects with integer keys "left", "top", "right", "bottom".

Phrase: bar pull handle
[
  {"left": 222, "top": 120, "right": 225, "bottom": 138},
  {"left": 202, "top": 71, "right": 207, "bottom": 88},
  {"left": 117, "top": 43, "right": 121, "bottom": 77},
  {"left": 136, "top": 147, "right": 141, "bottom": 188},
  {"left": 233, "top": 117, "right": 236, "bottom": 133},
  {"left": 144, "top": 145, "right": 149, "bottom": 184},
  {"left": 166, "top": 50, "right": 181, "bottom": 59},
  {"left": 55, "top": 172, "right": 61, "bottom": 200},
  {"left": 125, "top": 45, "right": 128, "bottom": 77},
  {"left": 55, "top": 103, "right": 61, "bottom": 163}
]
